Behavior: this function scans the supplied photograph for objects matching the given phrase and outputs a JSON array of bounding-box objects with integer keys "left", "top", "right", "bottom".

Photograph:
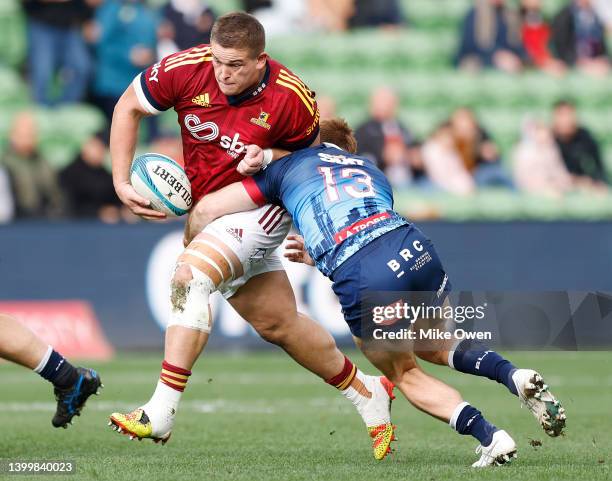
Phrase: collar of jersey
[{"left": 226, "top": 62, "right": 271, "bottom": 106}]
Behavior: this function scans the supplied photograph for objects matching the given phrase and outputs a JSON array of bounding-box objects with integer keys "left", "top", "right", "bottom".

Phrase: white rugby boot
[
  {"left": 342, "top": 374, "right": 396, "bottom": 460},
  {"left": 472, "top": 430, "right": 517, "bottom": 467},
  {"left": 512, "top": 369, "right": 566, "bottom": 437}
]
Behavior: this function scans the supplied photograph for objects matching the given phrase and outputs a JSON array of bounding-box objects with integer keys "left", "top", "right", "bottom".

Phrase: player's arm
[
  {"left": 237, "top": 146, "right": 291, "bottom": 176},
  {"left": 185, "top": 182, "right": 259, "bottom": 245},
  {"left": 186, "top": 160, "right": 284, "bottom": 245},
  {"left": 111, "top": 85, "right": 166, "bottom": 220},
  {"left": 237, "top": 133, "right": 320, "bottom": 176}
]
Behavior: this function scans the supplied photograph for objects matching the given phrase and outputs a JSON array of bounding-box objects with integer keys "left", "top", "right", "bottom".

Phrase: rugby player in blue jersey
[{"left": 186, "top": 118, "right": 566, "bottom": 467}]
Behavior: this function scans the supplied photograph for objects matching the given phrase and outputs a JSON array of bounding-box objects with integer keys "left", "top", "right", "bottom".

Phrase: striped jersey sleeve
[{"left": 132, "top": 45, "right": 213, "bottom": 115}]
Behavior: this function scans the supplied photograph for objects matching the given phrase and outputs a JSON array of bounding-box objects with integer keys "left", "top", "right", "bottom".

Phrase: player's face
[{"left": 210, "top": 43, "right": 267, "bottom": 96}]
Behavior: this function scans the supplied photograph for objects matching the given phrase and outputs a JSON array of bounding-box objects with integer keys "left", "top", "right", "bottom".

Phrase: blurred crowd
[
  {"left": 344, "top": 92, "right": 608, "bottom": 197},
  {"left": 456, "top": 0, "right": 612, "bottom": 76},
  {"left": 0, "top": 0, "right": 610, "bottom": 223}
]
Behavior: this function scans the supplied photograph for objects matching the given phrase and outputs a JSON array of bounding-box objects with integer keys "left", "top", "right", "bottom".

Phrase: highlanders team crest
[{"left": 250, "top": 111, "right": 271, "bottom": 130}]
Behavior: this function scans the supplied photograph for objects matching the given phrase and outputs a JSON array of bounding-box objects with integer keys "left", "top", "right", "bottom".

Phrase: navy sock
[
  {"left": 452, "top": 341, "right": 518, "bottom": 395},
  {"left": 38, "top": 350, "right": 79, "bottom": 389},
  {"left": 453, "top": 403, "right": 498, "bottom": 447}
]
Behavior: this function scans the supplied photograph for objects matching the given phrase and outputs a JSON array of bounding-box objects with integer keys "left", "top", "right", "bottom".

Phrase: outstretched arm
[{"left": 185, "top": 182, "right": 258, "bottom": 246}]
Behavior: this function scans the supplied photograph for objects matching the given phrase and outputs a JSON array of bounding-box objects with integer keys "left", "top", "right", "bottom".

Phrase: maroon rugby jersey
[{"left": 133, "top": 45, "right": 320, "bottom": 201}]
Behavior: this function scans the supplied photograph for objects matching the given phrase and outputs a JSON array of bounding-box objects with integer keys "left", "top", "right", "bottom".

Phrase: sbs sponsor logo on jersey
[{"left": 184, "top": 114, "right": 245, "bottom": 159}]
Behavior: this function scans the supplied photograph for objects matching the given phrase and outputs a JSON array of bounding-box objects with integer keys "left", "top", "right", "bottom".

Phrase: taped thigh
[{"left": 168, "top": 234, "right": 243, "bottom": 332}]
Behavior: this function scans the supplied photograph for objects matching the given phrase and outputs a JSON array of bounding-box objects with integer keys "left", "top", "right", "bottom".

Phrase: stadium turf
[{"left": 1, "top": 351, "right": 610, "bottom": 481}]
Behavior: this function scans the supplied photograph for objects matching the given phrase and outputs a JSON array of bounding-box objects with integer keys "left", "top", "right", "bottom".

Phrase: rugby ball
[{"left": 130, "top": 153, "right": 192, "bottom": 217}]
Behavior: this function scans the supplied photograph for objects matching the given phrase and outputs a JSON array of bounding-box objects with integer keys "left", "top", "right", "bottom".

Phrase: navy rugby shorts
[{"left": 330, "top": 224, "right": 451, "bottom": 338}]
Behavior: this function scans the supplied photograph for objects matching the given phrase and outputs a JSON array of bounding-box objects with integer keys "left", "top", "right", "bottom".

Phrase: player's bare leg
[
  {"left": 0, "top": 314, "right": 102, "bottom": 428},
  {"left": 110, "top": 232, "right": 394, "bottom": 458},
  {"left": 412, "top": 315, "right": 566, "bottom": 437},
  {"left": 109, "top": 235, "right": 229, "bottom": 443},
  {"left": 357, "top": 339, "right": 517, "bottom": 467},
  {"left": 228, "top": 270, "right": 343, "bottom": 378},
  {"left": 228, "top": 269, "right": 396, "bottom": 460},
  {"left": 0, "top": 313, "right": 48, "bottom": 369}
]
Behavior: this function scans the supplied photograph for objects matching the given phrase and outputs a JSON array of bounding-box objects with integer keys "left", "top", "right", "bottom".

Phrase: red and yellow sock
[
  {"left": 159, "top": 360, "right": 191, "bottom": 392},
  {"left": 325, "top": 356, "right": 357, "bottom": 391}
]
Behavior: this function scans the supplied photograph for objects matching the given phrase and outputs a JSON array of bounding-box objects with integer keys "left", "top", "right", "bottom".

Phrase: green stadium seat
[
  {"left": 33, "top": 105, "right": 106, "bottom": 169},
  {"left": 0, "top": 0, "right": 26, "bottom": 68},
  {"left": 0, "top": 67, "right": 28, "bottom": 106}
]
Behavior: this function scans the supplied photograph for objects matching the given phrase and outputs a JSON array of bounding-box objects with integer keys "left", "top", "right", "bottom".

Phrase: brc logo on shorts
[{"left": 184, "top": 114, "right": 245, "bottom": 159}]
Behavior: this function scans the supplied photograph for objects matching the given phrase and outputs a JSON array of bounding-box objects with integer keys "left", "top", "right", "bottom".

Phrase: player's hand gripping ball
[{"left": 130, "top": 153, "right": 193, "bottom": 217}]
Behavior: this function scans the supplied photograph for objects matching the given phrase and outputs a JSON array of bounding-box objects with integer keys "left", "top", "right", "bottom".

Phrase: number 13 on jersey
[{"left": 318, "top": 166, "right": 376, "bottom": 202}]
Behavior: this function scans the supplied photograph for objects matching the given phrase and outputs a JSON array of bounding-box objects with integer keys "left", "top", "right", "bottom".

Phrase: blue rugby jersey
[{"left": 242, "top": 143, "right": 409, "bottom": 276}]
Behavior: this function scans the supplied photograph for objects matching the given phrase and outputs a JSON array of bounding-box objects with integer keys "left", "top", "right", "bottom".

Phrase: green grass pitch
[{"left": 1, "top": 351, "right": 610, "bottom": 481}]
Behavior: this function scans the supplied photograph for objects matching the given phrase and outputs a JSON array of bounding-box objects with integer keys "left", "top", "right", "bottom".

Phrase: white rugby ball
[{"left": 130, "top": 153, "right": 192, "bottom": 217}]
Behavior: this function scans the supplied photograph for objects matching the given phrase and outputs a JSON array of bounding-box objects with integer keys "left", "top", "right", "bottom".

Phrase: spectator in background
[
  {"left": 513, "top": 118, "right": 574, "bottom": 196},
  {"left": 405, "top": 141, "right": 429, "bottom": 187},
  {"left": 455, "top": 0, "right": 525, "bottom": 73},
  {"left": 381, "top": 137, "right": 413, "bottom": 188},
  {"left": 157, "top": 0, "right": 216, "bottom": 59},
  {"left": 449, "top": 107, "right": 514, "bottom": 188},
  {"left": 149, "top": 135, "right": 184, "bottom": 167},
  {"left": 0, "top": 166, "right": 15, "bottom": 223},
  {"left": 0, "top": 112, "right": 64, "bottom": 218},
  {"left": 354, "top": 86, "right": 413, "bottom": 171},
  {"left": 22, "top": 0, "right": 96, "bottom": 106},
  {"left": 254, "top": 0, "right": 354, "bottom": 36},
  {"left": 349, "top": 0, "right": 403, "bottom": 29},
  {"left": 422, "top": 123, "right": 476, "bottom": 195},
  {"left": 519, "top": 0, "right": 567, "bottom": 75},
  {"left": 551, "top": 0, "right": 610, "bottom": 76},
  {"left": 552, "top": 100, "right": 608, "bottom": 189},
  {"left": 317, "top": 95, "right": 337, "bottom": 120},
  {"left": 91, "top": 0, "right": 158, "bottom": 124},
  {"left": 593, "top": 0, "right": 612, "bottom": 31},
  {"left": 59, "top": 132, "right": 123, "bottom": 222},
  {"left": 243, "top": 0, "right": 272, "bottom": 14}
]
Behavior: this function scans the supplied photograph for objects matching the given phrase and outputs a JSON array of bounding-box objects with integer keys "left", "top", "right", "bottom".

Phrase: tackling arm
[
  {"left": 185, "top": 182, "right": 258, "bottom": 246},
  {"left": 237, "top": 134, "right": 320, "bottom": 176}
]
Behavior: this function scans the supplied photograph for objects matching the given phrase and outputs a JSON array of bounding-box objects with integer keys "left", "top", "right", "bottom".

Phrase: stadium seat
[
  {"left": 0, "top": 67, "right": 28, "bottom": 106},
  {"left": 0, "top": 0, "right": 26, "bottom": 68}
]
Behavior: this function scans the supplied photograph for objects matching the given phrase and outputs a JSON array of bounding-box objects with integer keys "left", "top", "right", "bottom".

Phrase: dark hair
[
  {"left": 210, "top": 12, "right": 265, "bottom": 57},
  {"left": 553, "top": 99, "right": 576, "bottom": 110},
  {"left": 320, "top": 118, "right": 358, "bottom": 154}
]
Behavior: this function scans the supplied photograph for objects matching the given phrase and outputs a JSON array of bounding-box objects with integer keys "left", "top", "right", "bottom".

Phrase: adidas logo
[
  {"left": 226, "top": 227, "right": 243, "bottom": 243},
  {"left": 192, "top": 93, "right": 210, "bottom": 107}
]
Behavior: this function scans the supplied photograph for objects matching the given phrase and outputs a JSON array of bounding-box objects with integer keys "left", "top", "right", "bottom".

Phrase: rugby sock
[
  {"left": 34, "top": 346, "right": 79, "bottom": 389},
  {"left": 142, "top": 361, "right": 191, "bottom": 435},
  {"left": 159, "top": 360, "right": 192, "bottom": 393},
  {"left": 449, "top": 340, "right": 518, "bottom": 395},
  {"left": 450, "top": 402, "right": 498, "bottom": 447},
  {"left": 326, "top": 356, "right": 373, "bottom": 407}
]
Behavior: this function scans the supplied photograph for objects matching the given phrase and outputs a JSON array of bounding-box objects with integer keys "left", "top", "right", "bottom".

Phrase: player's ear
[{"left": 256, "top": 52, "right": 268, "bottom": 68}]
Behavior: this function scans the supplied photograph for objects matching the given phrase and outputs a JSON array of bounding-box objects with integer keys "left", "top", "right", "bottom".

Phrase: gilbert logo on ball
[{"left": 130, "top": 153, "right": 193, "bottom": 217}]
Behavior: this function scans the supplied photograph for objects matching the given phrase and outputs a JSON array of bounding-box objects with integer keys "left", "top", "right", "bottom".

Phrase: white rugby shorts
[{"left": 201, "top": 204, "right": 291, "bottom": 298}]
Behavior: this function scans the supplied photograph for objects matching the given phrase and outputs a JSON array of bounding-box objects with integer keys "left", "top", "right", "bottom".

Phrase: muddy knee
[{"left": 171, "top": 264, "right": 194, "bottom": 312}]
